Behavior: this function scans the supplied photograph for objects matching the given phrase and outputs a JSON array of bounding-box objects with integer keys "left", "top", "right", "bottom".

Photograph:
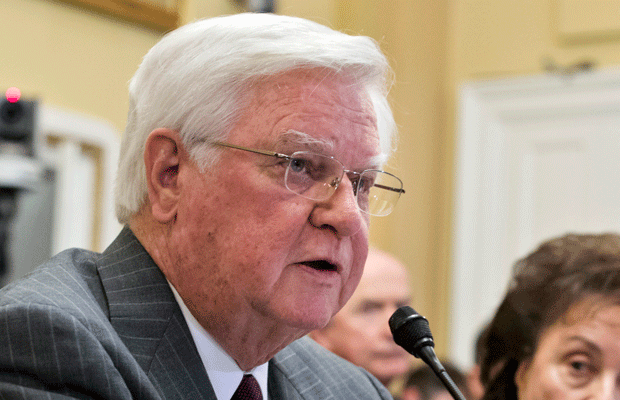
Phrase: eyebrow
[
  {"left": 275, "top": 129, "right": 385, "bottom": 171},
  {"left": 563, "top": 335, "right": 602, "bottom": 357},
  {"left": 367, "top": 154, "right": 386, "bottom": 170},
  {"left": 274, "top": 130, "right": 334, "bottom": 154}
]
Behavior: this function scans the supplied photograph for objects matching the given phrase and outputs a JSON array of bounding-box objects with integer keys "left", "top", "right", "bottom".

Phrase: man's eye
[
  {"left": 289, "top": 158, "right": 308, "bottom": 173},
  {"left": 358, "top": 176, "right": 374, "bottom": 194},
  {"left": 290, "top": 157, "right": 330, "bottom": 181},
  {"left": 357, "top": 302, "right": 383, "bottom": 315}
]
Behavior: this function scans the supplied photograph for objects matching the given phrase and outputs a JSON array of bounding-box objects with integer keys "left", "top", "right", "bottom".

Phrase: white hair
[{"left": 115, "top": 12, "right": 396, "bottom": 224}]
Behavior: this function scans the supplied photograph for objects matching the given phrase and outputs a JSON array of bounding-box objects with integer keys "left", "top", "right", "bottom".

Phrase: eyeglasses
[{"left": 212, "top": 142, "right": 405, "bottom": 217}]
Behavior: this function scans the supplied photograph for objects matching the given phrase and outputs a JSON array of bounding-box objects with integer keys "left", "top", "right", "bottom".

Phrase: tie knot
[{"left": 231, "top": 374, "right": 263, "bottom": 400}]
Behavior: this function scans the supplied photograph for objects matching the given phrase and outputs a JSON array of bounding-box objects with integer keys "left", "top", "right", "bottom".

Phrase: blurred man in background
[{"left": 310, "top": 247, "right": 412, "bottom": 388}]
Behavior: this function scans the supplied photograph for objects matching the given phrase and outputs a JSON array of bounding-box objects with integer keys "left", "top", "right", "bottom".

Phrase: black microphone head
[{"left": 389, "top": 306, "right": 435, "bottom": 358}]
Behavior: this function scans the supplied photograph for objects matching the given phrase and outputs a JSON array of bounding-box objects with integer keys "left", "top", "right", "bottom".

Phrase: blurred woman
[{"left": 480, "top": 233, "right": 620, "bottom": 400}]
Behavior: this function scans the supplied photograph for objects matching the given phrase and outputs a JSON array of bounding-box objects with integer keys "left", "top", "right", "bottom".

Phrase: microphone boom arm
[
  {"left": 389, "top": 306, "right": 467, "bottom": 400},
  {"left": 418, "top": 346, "right": 467, "bottom": 400}
]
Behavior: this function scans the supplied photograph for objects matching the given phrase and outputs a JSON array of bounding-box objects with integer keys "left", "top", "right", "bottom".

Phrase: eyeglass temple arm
[
  {"left": 213, "top": 142, "right": 290, "bottom": 160},
  {"left": 374, "top": 183, "right": 406, "bottom": 194}
]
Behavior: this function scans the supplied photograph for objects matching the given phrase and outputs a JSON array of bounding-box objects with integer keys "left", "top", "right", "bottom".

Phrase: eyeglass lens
[{"left": 283, "top": 152, "right": 403, "bottom": 216}]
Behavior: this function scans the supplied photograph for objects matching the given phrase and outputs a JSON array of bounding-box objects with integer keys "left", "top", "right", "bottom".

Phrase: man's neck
[
  {"left": 129, "top": 214, "right": 307, "bottom": 371},
  {"left": 192, "top": 303, "right": 306, "bottom": 370}
]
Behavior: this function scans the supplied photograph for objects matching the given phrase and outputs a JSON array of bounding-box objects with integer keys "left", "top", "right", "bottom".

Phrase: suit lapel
[
  {"left": 147, "top": 309, "right": 217, "bottom": 400},
  {"left": 269, "top": 341, "right": 335, "bottom": 400},
  {"left": 98, "top": 227, "right": 216, "bottom": 400},
  {"left": 268, "top": 360, "right": 303, "bottom": 400}
]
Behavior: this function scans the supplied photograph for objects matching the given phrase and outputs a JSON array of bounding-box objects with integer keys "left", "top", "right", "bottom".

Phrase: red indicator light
[{"left": 5, "top": 87, "right": 21, "bottom": 103}]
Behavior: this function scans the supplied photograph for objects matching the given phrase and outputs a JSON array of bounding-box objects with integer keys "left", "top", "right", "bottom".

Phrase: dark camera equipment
[
  {"left": 0, "top": 89, "right": 40, "bottom": 281},
  {"left": 1, "top": 97, "right": 36, "bottom": 146},
  {"left": 235, "top": 0, "right": 275, "bottom": 13}
]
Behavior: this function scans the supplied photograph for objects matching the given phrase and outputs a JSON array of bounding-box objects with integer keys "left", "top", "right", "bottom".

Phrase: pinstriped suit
[{"left": 0, "top": 227, "right": 393, "bottom": 399}]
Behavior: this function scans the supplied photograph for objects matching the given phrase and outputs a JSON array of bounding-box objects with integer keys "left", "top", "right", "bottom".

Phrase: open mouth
[{"left": 302, "top": 260, "right": 338, "bottom": 272}]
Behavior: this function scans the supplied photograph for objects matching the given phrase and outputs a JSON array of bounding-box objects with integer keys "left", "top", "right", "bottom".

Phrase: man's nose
[
  {"left": 381, "top": 307, "right": 397, "bottom": 339},
  {"left": 308, "top": 175, "right": 365, "bottom": 237}
]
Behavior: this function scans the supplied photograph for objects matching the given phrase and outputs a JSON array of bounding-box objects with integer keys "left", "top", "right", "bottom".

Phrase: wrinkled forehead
[
  {"left": 274, "top": 130, "right": 383, "bottom": 167},
  {"left": 274, "top": 130, "right": 334, "bottom": 153},
  {"left": 233, "top": 69, "right": 382, "bottom": 167}
]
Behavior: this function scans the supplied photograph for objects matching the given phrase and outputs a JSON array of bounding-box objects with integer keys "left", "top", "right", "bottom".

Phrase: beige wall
[
  {"left": 328, "top": 1, "right": 451, "bottom": 355},
  {"left": 181, "top": 0, "right": 337, "bottom": 24},
  {"left": 292, "top": 0, "right": 620, "bottom": 358},
  {"left": 4, "top": 0, "right": 620, "bottom": 359},
  {"left": 0, "top": 0, "right": 162, "bottom": 134},
  {"left": 442, "top": 0, "right": 620, "bottom": 357}
]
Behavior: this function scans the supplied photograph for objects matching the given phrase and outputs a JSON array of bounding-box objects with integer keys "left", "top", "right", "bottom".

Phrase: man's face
[
  {"left": 167, "top": 70, "right": 381, "bottom": 337},
  {"left": 312, "top": 250, "right": 412, "bottom": 385}
]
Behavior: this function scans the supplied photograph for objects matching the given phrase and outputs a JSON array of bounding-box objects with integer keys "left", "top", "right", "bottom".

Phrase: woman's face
[{"left": 515, "top": 300, "right": 620, "bottom": 400}]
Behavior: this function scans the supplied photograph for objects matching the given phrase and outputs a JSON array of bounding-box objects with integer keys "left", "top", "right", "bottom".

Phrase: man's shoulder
[
  {"left": 279, "top": 335, "right": 353, "bottom": 365},
  {"left": 272, "top": 336, "right": 393, "bottom": 399},
  {"left": 0, "top": 247, "right": 161, "bottom": 399},
  {"left": 277, "top": 335, "right": 371, "bottom": 376}
]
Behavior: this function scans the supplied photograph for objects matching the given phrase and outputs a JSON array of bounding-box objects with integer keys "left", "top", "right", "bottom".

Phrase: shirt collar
[{"left": 169, "top": 282, "right": 269, "bottom": 400}]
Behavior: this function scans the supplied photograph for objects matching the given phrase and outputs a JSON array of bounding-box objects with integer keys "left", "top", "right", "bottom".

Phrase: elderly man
[
  {"left": 310, "top": 248, "right": 413, "bottom": 388},
  {"left": 0, "top": 12, "right": 405, "bottom": 400}
]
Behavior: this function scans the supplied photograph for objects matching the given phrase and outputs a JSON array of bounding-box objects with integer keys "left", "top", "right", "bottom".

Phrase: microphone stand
[{"left": 418, "top": 346, "right": 467, "bottom": 400}]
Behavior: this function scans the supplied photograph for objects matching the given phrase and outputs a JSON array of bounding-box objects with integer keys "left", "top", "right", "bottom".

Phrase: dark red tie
[{"left": 231, "top": 374, "right": 263, "bottom": 400}]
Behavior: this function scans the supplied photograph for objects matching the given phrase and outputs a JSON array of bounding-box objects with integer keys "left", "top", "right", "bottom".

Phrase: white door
[{"left": 450, "top": 68, "right": 620, "bottom": 368}]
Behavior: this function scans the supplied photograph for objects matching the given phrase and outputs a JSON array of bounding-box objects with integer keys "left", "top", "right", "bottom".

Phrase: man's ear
[{"left": 144, "top": 128, "right": 184, "bottom": 223}]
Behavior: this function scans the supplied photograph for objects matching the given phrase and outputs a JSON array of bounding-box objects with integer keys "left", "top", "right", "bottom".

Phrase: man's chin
[
  {"left": 273, "top": 307, "right": 334, "bottom": 334},
  {"left": 294, "top": 314, "right": 333, "bottom": 332}
]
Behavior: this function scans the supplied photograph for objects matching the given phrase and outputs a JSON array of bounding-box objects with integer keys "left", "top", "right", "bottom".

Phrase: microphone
[{"left": 389, "top": 306, "right": 467, "bottom": 400}]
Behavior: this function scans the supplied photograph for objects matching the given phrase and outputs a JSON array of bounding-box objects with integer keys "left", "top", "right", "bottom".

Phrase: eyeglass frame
[{"left": 207, "top": 141, "right": 405, "bottom": 215}]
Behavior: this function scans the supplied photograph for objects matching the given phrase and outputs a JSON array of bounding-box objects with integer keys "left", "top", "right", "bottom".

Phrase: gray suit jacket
[{"left": 0, "top": 227, "right": 393, "bottom": 399}]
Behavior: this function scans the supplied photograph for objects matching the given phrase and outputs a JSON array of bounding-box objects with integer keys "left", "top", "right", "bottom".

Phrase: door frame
[{"left": 450, "top": 68, "right": 620, "bottom": 367}]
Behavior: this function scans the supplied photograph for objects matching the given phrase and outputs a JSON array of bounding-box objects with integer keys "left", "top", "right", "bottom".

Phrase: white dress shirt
[{"left": 169, "top": 283, "right": 269, "bottom": 400}]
